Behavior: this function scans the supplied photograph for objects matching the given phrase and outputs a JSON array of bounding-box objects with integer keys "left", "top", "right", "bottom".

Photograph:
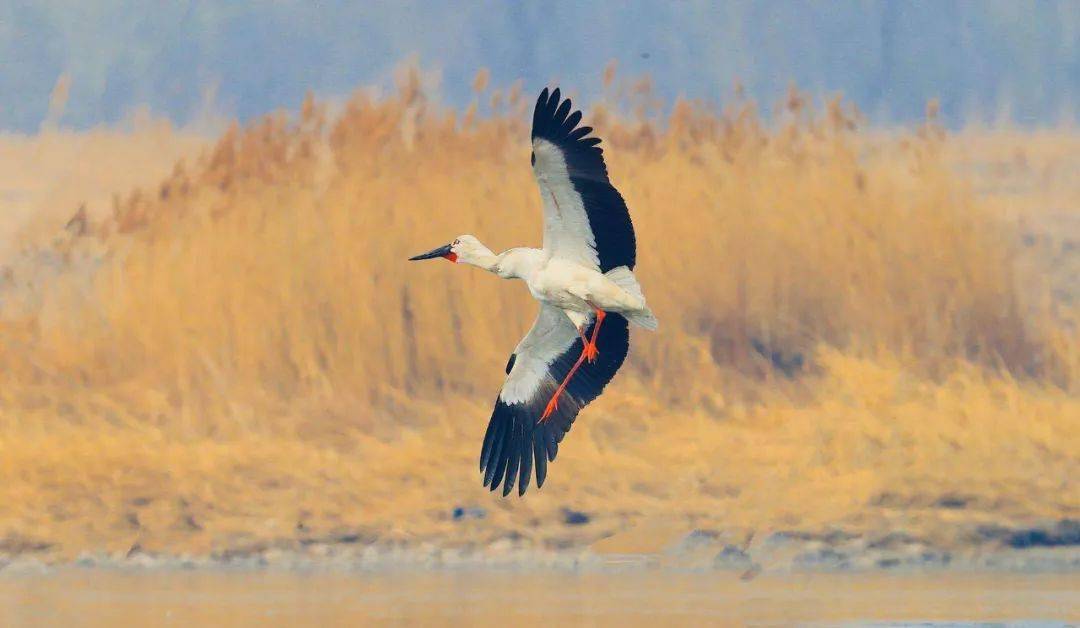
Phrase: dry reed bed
[{"left": 0, "top": 73, "right": 1075, "bottom": 559}]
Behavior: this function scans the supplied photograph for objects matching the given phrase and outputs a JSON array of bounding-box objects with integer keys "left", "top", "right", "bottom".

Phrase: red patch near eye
[{"left": 444, "top": 252, "right": 458, "bottom": 263}]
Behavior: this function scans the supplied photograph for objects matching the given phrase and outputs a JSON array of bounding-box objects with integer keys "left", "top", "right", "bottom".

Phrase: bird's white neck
[
  {"left": 460, "top": 245, "right": 544, "bottom": 280},
  {"left": 494, "top": 248, "right": 545, "bottom": 279},
  {"left": 458, "top": 247, "right": 500, "bottom": 273}
]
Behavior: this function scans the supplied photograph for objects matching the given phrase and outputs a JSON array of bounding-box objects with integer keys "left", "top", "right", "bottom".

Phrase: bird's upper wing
[
  {"left": 480, "top": 304, "right": 630, "bottom": 496},
  {"left": 530, "top": 87, "right": 637, "bottom": 273}
]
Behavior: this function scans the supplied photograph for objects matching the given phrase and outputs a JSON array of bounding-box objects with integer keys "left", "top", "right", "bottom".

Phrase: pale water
[{"left": 0, "top": 570, "right": 1075, "bottom": 626}]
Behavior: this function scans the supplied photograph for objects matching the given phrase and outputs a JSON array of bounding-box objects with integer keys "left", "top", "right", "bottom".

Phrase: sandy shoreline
[{"left": 2, "top": 524, "right": 1075, "bottom": 577}]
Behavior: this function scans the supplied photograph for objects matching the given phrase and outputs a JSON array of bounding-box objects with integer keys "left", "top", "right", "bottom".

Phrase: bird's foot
[
  {"left": 540, "top": 395, "right": 559, "bottom": 422},
  {"left": 582, "top": 341, "right": 599, "bottom": 363}
]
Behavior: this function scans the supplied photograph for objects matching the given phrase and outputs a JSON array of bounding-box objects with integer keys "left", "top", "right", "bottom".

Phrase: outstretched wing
[
  {"left": 531, "top": 87, "right": 636, "bottom": 273},
  {"left": 480, "top": 304, "right": 630, "bottom": 496}
]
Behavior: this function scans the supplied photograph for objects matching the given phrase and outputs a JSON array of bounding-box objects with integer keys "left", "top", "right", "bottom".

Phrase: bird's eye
[{"left": 530, "top": 152, "right": 535, "bottom": 166}]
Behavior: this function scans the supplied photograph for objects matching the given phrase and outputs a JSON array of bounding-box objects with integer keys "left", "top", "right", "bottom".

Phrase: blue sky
[{"left": 1, "top": 0, "right": 1076, "bottom": 131}]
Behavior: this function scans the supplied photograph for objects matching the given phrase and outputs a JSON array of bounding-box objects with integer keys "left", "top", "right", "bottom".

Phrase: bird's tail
[
  {"left": 626, "top": 308, "right": 659, "bottom": 331},
  {"left": 605, "top": 266, "right": 658, "bottom": 331}
]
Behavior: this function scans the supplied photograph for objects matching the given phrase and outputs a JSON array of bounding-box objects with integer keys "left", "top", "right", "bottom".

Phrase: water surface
[{"left": 0, "top": 570, "right": 1075, "bottom": 626}]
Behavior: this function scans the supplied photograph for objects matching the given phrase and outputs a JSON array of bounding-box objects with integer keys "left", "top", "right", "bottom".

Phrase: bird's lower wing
[{"left": 480, "top": 304, "right": 630, "bottom": 496}]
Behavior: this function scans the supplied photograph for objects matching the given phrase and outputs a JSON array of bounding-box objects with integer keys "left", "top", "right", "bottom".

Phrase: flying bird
[{"left": 409, "top": 87, "right": 657, "bottom": 496}]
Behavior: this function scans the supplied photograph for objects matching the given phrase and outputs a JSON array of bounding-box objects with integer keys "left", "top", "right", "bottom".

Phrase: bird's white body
[
  {"left": 523, "top": 256, "right": 643, "bottom": 316},
  {"left": 455, "top": 240, "right": 654, "bottom": 331}
]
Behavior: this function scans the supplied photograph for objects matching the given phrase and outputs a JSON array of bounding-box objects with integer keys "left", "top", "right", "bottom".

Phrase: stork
[{"left": 409, "top": 87, "right": 657, "bottom": 496}]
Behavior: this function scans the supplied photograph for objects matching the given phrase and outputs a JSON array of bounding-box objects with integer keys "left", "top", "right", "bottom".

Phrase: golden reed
[{"left": 0, "top": 67, "right": 1074, "bottom": 557}]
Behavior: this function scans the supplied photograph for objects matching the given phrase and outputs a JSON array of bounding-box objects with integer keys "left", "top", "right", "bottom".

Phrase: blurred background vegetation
[{"left": 0, "top": 2, "right": 1075, "bottom": 562}]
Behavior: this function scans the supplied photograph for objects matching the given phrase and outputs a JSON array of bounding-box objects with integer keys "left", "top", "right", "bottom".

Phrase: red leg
[
  {"left": 583, "top": 308, "right": 605, "bottom": 363},
  {"left": 540, "top": 350, "right": 587, "bottom": 422},
  {"left": 574, "top": 325, "right": 595, "bottom": 361},
  {"left": 540, "top": 308, "right": 606, "bottom": 423}
]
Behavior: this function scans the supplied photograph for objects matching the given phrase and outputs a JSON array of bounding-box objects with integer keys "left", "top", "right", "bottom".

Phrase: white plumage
[
  {"left": 409, "top": 87, "right": 657, "bottom": 496},
  {"left": 533, "top": 137, "right": 600, "bottom": 269}
]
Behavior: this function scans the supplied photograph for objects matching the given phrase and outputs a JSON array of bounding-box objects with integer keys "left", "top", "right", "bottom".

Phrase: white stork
[{"left": 409, "top": 87, "right": 657, "bottom": 496}]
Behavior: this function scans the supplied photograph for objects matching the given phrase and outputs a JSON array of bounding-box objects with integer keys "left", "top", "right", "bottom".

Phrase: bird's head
[{"left": 408, "top": 235, "right": 489, "bottom": 266}]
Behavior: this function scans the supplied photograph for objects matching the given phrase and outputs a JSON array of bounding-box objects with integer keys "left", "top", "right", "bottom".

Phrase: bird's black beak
[{"left": 408, "top": 243, "right": 457, "bottom": 263}]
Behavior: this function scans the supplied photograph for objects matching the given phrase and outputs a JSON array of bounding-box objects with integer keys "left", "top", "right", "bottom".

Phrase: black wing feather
[
  {"left": 517, "top": 426, "right": 533, "bottom": 494},
  {"left": 531, "top": 87, "right": 636, "bottom": 272},
  {"left": 489, "top": 428, "right": 510, "bottom": 491},
  {"left": 480, "top": 313, "right": 630, "bottom": 496},
  {"left": 483, "top": 418, "right": 507, "bottom": 486},
  {"left": 568, "top": 125, "right": 592, "bottom": 141},
  {"left": 562, "top": 110, "right": 582, "bottom": 134},
  {"left": 533, "top": 436, "right": 547, "bottom": 488}
]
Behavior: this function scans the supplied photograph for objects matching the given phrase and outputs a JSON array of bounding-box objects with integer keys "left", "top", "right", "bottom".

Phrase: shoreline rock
[{"left": 1, "top": 528, "right": 1076, "bottom": 577}]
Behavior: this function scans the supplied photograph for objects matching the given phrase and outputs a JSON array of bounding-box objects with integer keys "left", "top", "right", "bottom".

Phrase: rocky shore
[{"left": 1, "top": 520, "right": 1075, "bottom": 577}]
